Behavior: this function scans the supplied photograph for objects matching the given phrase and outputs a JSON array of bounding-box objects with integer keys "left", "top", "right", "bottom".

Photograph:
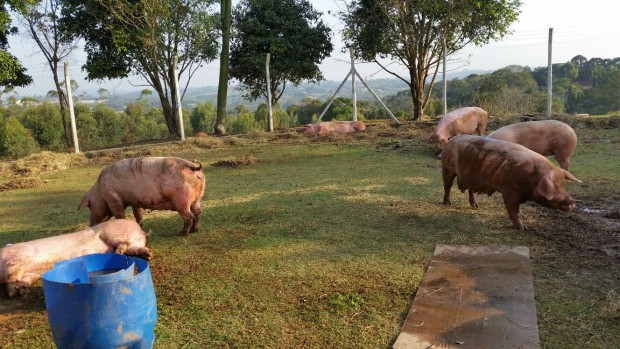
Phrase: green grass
[{"left": 1, "top": 123, "right": 619, "bottom": 348}]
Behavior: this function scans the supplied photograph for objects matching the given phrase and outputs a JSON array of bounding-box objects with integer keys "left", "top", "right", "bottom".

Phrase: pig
[
  {"left": 487, "top": 120, "right": 577, "bottom": 170},
  {"left": 303, "top": 121, "right": 367, "bottom": 136},
  {"left": 0, "top": 219, "right": 152, "bottom": 297},
  {"left": 441, "top": 135, "right": 580, "bottom": 230},
  {"left": 429, "top": 107, "right": 489, "bottom": 157},
  {"left": 78, "top": 156, "right": 205, "bottom": 236}
]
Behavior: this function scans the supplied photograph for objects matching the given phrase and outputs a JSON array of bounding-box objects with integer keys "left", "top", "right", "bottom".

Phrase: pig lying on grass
[
  {"left": 0, "top": 219, "right": 152, "bottom": 297},
  {"left": 79, "top": 156, "right": 206, "bottom": 236},
  {"left": 441, "top": 135, "right": 580, "bottom": 230},
  {"left": 303, "top": 121, "right": 366, "bottom": 136},
  {"left": 429, "top": 107, "right": 489, "bottom": 157},
  {"left": 487, "top": 120, "right": 577, "bottom": 170}
]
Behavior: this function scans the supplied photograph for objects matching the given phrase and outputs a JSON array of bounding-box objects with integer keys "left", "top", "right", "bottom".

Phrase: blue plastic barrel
[{"left": 42, "top": 253, "right": 157, "bottom": 349}]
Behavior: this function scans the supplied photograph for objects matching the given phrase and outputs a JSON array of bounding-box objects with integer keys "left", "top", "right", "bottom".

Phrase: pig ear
[
  {"left": 563, "top": 170, "right": 582, "bottom": 183},
  {"left": 536, "top": 174, "right": 556, "bottom": 201},
  {"left": 77, "top": 194, "right": 90, "bottom": 210}
]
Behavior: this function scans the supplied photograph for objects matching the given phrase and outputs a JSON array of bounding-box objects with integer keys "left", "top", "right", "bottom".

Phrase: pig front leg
[
  {"left": 502, "top": 194, "right": 525, "bottom": 230},
  {"left": 442, "top": 168, "right": 456, "bottom": 205},
  {"left": 468, "top": 189, "right": 479, "bottom": 208},
  {"left": 131, "top": 206, "right": 145, "bottom": 225},
  {"left": 7, "top": 273, "right": 39, "bottom": 297}
]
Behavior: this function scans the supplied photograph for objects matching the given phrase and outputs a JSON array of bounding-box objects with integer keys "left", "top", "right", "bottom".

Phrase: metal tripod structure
[{"left": 316, "top": 49, "right": 400, "bottom": 125}]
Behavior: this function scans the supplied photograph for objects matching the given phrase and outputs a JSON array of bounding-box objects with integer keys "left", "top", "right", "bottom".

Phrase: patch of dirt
[{"left": 530, "top": 194, "right": 620, "bottom": 261}]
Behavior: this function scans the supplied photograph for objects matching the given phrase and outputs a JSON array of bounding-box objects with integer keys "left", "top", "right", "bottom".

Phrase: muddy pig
[
  {"left": 0, "top": 219, "right": 152, "bottom": 297},
  {"left": 78, "top": 156, "right": 205, "bottom": 236},
  {"left": 487, "top": 120, "right": 577, "bottom": 170},
  {"left": 429, "top": 107, "right": 488, "bottom": 157},
  {"left": 303, "top": 121, "right": 366, "bottom": 136},
  {"left": 441, "top": 135, "right": 580, "bottom": 230}
]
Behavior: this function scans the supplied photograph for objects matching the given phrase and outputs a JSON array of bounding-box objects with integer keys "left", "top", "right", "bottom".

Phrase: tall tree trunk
[
  {"left": 410, "top": 68, "right": 425, "bottom": 120},
  {"left": 215, "top": 0, "right": 231, "bottom": 135},
  {"left": 52, "top": 64, "right": 71, "bottom": 148}
]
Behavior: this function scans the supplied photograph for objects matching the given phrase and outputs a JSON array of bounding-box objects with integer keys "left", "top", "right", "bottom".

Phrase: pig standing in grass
[
  {"left": 78, "top": 156, "right": 205, "bottom": 236},
  {"left": 0, "top": 219, "right": 152, "bottom": 297},
  {"left": 441, "top": 135, "right": 580, "bottom": 230},
  {"left": 429, "top": 107, "right": 489, "bottom": 157},
  {"left": 303, "top": 121, "right": 366, "bottom": 136},
  {"left": 487, "top": 120, "right": 577, "bottom": 170}
]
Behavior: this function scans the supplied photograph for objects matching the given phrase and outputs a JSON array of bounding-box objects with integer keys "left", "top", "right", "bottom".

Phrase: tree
[
  {"left": 18, "top": 0, "right": 80, "bottom": 147},
  {"left": 230, "top": 0, "right": 333, "bottom": 107},
  {"left": 215, "top": 0, "right": 231, "bottom": 135},
  {"left": 60, "top": 0, "right": 220, "bottom": 138},
  {"left": 1, "top": 0, "right": 34, "bottom": 87},
  {"left": 342, "top": 0, "right": 522, "bottom": 120}
]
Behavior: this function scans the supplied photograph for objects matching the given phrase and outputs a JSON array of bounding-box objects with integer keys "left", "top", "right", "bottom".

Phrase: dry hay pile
[
  {"left": 0, "top": 151, "right": 89, "bottom": 192},
  {"left": 211, "top": 155, "right": 259, "bottom": 167}
]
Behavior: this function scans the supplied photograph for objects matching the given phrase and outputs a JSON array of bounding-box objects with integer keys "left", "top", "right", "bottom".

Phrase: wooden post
[
  {"left": 350, "top": 48, "right": 357, "bottom": 121},
  {"left": 173, "top": 56, "right": 185, "bottom": 140},
  {"left": 547, "top": 28, "right": 553, "bottom": 118},
  {"left": 63, "top": 62, "right": 79, "bottom": 153},
  {"left": 266, "top": 53, "right": 274, "bottom": 132},
  {"left": 442, "top": 36, "right": 447, "bottom": 116}
]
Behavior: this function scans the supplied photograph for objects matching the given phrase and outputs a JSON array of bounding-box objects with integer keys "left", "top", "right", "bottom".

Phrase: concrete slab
[{"left": 393, "top": 245, "right": 540, "bottom": 349}]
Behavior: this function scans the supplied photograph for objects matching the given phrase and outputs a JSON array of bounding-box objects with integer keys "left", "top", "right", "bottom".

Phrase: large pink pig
[
  {"left": 487, "top": 120, "right": 577, "bottom": 170},
  {"left": 429, "top": 107, "right": 489, "bottom": 157},
  {"left": 0, "top": 219, "right": 152, "bottom": 297},
  {"left": 303, "top": 121, "right": 366, "bottom": 136},
  {"left": 78, "top": 156, "right": 205, "bottom": 236},
  {"left": 441, "top": 135, "right": 580, "bottom": 230}
]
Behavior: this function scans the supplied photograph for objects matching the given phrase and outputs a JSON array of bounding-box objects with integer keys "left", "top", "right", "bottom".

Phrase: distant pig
[
  {"left": 0, "top": 219, "right": 152, "bottom": 297},
  {"left": 303, "top": 121, "right": 366, "bottom": 136},
  {"left": 429, "top": 107, "right": 489, "bottom": 157},
  {"left": 78, "top": 156, "right": 206, "bottom": 236},
  {"left": 441, "top": 135, "right": 580, "bottom": 230},
  {"left": 487, "top": 120, "right": 577, "bottom": 170}
]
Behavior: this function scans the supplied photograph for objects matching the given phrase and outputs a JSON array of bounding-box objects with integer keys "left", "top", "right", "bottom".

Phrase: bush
[
  {"left": 0, "top": 117, "right": 37, "bottom": 159},
  {"left": 20, "top": 103, "right": 64, "bottom": 151},
  {"left": 190, "top": 102, "right": 217, "bottom": 133}
]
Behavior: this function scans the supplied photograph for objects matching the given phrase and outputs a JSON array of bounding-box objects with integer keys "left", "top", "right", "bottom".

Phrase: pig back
[
  {"left": 98, "top": 157, "right": 205, "bottom": 210},
  {"left": 487, "top": 120, "right": 577, "bottom": 157},
  {"left": 444, "top": 135, "right": 555, "bottom": 198}
]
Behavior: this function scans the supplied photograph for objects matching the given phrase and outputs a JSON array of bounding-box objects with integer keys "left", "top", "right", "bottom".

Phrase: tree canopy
[
  {"left": 230, "top": 0, "right": 333, "bottom": 106},
  {"left": 342, "top": 0, "right": 522, "bottom": 120},
  {"left": 1, "top": 0, "right": 34, "bottom": 87},
  {"left": 60, "top": 0, "right": 220, "bottom": 138}
]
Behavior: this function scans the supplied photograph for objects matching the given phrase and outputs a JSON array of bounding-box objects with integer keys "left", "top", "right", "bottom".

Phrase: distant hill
[{"left": 20, "top": 69, "right": 489, "bottom": 111}]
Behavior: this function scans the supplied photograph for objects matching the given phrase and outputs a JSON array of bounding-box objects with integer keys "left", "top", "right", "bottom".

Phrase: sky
[{"left": 6, "top": 0, "right": 620, "bottom": 97}]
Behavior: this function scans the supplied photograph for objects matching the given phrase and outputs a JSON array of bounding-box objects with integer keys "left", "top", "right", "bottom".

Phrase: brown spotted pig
[
  {"left": 429, "top": 107, "right": 489, "bottom": 157},
  {"left": 0, "top": 219, "right": 152, "bottom": 297},
  {"left": 78, "top": 156, "right": 205, "bottom": 236},
  {"left": 441, "top": 135, "right": 580, "bottom": 230},
  {"left": 303, "top": 121, "right": 366, "bottom": 136},
  {"left": 487, "top": 120, "right": 577, "bottom": 170}
]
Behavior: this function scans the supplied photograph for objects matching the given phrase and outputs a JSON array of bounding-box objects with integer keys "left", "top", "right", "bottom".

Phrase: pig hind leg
[
  {"left": 116, "top": 242, "right": 153, "bottom": 261},
  {"left": 189, "top": 202, "right": 202, "bottom": 233},
  {"left": 176, "top": 207, "right": 196, "bottom": 236}
]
